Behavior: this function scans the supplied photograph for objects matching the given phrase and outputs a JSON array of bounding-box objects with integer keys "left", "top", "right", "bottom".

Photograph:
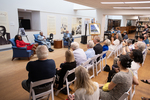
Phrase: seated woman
[
  {"left": 99, "top": 55, "right": 139, "bottom": 100},
  {"left": 68, "top": 66, "right": 99, "bottom": 100},
  {"left": 15, "top": 35, "right": 38, "bottom": 53},
  {"left": 107, "top": 57, "right": 119, "bottom": 82},
  {"left": 127, "top": 39, "right": 134, "bottom": 51},
  {"left": 56, "top": 50, "right": 76, "bottom": 90},
  {"left": 109, "top": 33, "right": 122, "bottom": 51},
  {"left": 129, "top": 49, "right": 143, "bottom": 78},
  {"left": 103, "top": 39, "right": 111, "bottom": 58},
  {"left": 85, "top": 40, "right": 95, "bottom": 59}
]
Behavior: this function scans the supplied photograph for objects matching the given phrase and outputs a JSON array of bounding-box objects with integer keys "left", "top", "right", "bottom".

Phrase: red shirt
[{"left": 16, "top": 40, "right": 30, "bottom": 48}]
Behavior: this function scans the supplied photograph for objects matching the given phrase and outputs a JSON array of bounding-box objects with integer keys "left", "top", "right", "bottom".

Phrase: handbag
[{"left": 103, "top": 64, "right": 110, "bottom": 72}]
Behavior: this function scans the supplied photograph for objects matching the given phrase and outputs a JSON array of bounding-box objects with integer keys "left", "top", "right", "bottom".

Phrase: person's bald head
[{"left": 40, "top": 32, "right": 43, "bottom": 36}]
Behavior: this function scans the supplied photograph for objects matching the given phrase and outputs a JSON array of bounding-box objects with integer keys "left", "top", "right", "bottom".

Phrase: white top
[
  {"left": 109, "top": 39, "right": 120, "bottom": 51},
  {"left": 128, "top": 44, "right": 134, "bottom": 51},
  {"left": 130, "top": 61, "right": 140, "bottom": 78},
  {"left": 73, "top": 48, "right": 87, "bottom": 66},
  {"left": 75, "top": 82, "right": 99, "bottom": 100}
]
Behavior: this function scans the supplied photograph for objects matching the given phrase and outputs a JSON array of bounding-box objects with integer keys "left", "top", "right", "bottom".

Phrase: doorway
[{"left": 107, "top": 19, "right": 121, "bottom": 30}]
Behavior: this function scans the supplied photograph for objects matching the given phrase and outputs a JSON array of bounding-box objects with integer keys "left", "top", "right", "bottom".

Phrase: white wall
[
  {"left": 31, "top": 11, "right": 41, "bottom": 31},
  {"left": 0, "top": 0, "right": 96, "bottom": 42}
]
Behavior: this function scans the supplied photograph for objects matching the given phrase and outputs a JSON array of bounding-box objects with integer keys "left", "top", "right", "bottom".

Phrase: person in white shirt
[
  {"left": 109, "top": 33, "right": 122, "bottom": 51},
  {"left": 71, "top": 42, "right": 87, "bottom": 66},
  {"left": 129, "top": 49, "right": 143, "bottom": 78},
  {"left": 127, "top": 39, "right": 134, "bottom": 51}
]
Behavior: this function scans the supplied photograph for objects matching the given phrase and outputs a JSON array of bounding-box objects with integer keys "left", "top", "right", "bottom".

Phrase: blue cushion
[{"left": 9, "top": 38, "right": 16, "bottom": 46}]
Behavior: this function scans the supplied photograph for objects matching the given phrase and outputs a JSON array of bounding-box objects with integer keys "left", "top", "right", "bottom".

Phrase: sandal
[
  {"left": 141, "top": 97, "right": 150, "bottom": 100},
  {"left": 141, "top": 80, "right": 150, "bottom": 84}
]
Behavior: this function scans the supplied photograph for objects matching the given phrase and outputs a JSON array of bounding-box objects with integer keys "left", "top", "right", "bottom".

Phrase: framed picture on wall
[{"left": 89, "top": 23, "right": 101, "bottom": 35}]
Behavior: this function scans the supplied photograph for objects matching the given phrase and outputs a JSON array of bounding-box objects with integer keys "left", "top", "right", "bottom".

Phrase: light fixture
[
  {"left": 132, "top": 7, "right": 150, "bottom": 9},
  {"left": 113, "top": 7, "right": 132, "bottom": 9},
  {"left": 101, "top": 1, "right": 150, "bottom": 4},
  {"left": 101, "top": 2, "right": 124, "bottom": 4}
]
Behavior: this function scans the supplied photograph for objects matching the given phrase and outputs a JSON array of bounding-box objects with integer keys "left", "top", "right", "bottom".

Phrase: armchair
[
  {"left": 9, "top": 38, "right": 34, "bottom": 61},
  {"left": 33, "top": 34, "right": 43, "bottom": 45}
]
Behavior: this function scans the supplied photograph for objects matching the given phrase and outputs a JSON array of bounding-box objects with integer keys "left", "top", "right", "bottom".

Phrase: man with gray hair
[
  {"left": 38, "top": 32, "right": 54, "bottom": 52},
  {"left": 21, "top": 45, "right": 56, "bottom": 93},
  {"left": 85, "top": 40, "right": 95, "bottom": 59},
  {"left": 71, "top": 42, "right": 87, "bottom": 66}
]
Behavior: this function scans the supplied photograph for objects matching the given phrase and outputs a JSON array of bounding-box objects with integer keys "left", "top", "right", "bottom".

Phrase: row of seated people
[{"left": 21, "top": 33, "right": 147, "bottom": 99}]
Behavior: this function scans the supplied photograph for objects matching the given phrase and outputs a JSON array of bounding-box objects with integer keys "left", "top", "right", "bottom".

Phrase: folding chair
[
  {"left": 29, "top": 76, "right": 55, "bottom": 100},
  {"left": 82, "top": 57, "right": 95, "bottom": 79},
  {"left": 55, "top": 68, "right": 76, "bottom": 96},
  {"left": 107, "top": 45, "right": 118, "bottom": 59},
  {"left": 142, "top": 48, "right": 147, "bottom": 66},
  {"left": 129, "top": 85, "right": 136, "bottom": 100},
  {"left": 95, "top": 53, "right": 103, "bottom": 76},
  {"left": 118, "top": 87, "right": 131, "bottom": 100},
  {"left": 101, "top": 51, "right": 108, "bottom": 70}
]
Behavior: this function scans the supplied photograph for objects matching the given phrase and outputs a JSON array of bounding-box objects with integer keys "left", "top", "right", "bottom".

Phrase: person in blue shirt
[
  {"left": 123, "top": 31, "right": 128, "bottom": 40},
  {"left": 116, "top": 28, "right": 120, "bottom": 33},
  {"left": 85, "top": 40, "right": 95, "bottom": 59},
  {"left": 144, "top": 34, "right": 149, "bottom": 47},
  {"left": 103, "top": 39, "right": 111, "bottom": 58},
  {"left": 63, "top": 30, "right": 73, "bottom": 49}
]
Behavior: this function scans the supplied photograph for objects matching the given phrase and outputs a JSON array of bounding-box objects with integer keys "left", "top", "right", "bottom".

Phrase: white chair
[
  {"left": 142, "top": 48, "right": 147, "bottom": 66},
  {"left": 29, "top": 76, "right": 55, "bottom": 100},
  {"left": 82, "top": 57, "right": 95, "bottom": 79},
  {"left": 101, "top": 51, "right": 108, "bottom": 70},
  {"left": 95, "top": 53, "right": 103, "bottom": 76},
  {"left": 55, "top": 68, "right": 76, "bottom": 96},
  {"left": 118, "top": 87, "right": 131, "bottom": 100},
  {"left": 129, "top": 85, "right": 136, "bottom": 100},
  {"left": 107, "top": 45, "right": 119, "bottom": 59}
]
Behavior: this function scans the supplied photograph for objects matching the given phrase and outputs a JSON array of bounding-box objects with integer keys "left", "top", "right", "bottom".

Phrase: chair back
[
  {"left": 118, "top": 87, "right": 131, "bottom": 100},
  {"left": 9, "top": 38, "right": 16, "bottom": 46},
  {"left": 29, "top": 76, "right": 55, "bottom": 100},
  {"left": 63, "top": 68, "right": 76, "bottom": 83}
]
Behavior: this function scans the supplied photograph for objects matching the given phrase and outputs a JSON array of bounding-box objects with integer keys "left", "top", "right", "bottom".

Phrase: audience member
[
  {"left": 99, "top": 55, "right": 139, "bottom": 100},
  {"left": 71, "top": 42, "right": 87, "bottom": 66},
  {"left": 107, "top": 57, "right": 119, "bottom": 82},
  {"left": 102, "top": 39, "right": 110, "bottom": 58},
  {"left": 93, "top": 36, "right": 103, "bottom": 61},
  {"left": 68, "top": 66, "right": 99, "bottom": 100},
  {"left": 129, "top": 49, "right": 143, "bottom": 78},
  {"left": 85, "top": 40, "right": 95, "bottom": 59},
  {"left": 123, "top": 31, "right": 128, "bottom": 40},
  {"left": 144, "top": 34, "right": 149, "bottom": 47},
  {"left": 109, "top": 33, "right": 122, "bottom": 51},
  {"left": 63, "top": 30, "right": 73, "bottom": 49},
  {"left": 116, "top": 28, "right": 120, "bottom": 33},
  {"left": 56, "top": 50, "right": 76, "bottom": 91},
  {"left": 127, "top": 39, "right": 134, "bottom": 51},
  {"left": 141, "top": 79, "right": 150, "bottom": 84},
  {"left": 21, "top": 45, "right": 56, "bottom": 93},
  {"left": 38, "top": 32, "right": 54, "bottom": 52},
  {"left": 15, "top": 35, "right": 38, "bottom": 53},
  {"left": 142, "top": 24, "right": 149, "bottom": 35},
  {"left": 138, "top": 35, "right": 145, "bottom": 42}
]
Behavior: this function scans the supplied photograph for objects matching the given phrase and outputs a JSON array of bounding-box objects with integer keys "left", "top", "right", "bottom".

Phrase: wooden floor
[{"left": 0, "top": 33, "right": 150, "bottom": 100}]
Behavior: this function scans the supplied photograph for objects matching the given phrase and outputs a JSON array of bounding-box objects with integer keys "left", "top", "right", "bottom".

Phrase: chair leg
[{"left": 12, "top": 57, "right": 14, "bottom": 61}]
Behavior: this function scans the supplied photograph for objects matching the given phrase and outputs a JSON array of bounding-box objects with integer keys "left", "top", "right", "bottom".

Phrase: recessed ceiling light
[
  {"left": 113, "top": 7, "right": 132, "bottom": 9},
  {"left": 125, "top": 1, "right": 150, "bottom": 4},
  {"left": 101, "top": 2, "right": 124, "bottom": 4}
]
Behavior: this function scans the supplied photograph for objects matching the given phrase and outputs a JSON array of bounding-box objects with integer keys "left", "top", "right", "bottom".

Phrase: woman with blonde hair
[
  {"left": 68, "top": 66, "right": 99, "bottom": 100},
  {"left": 56, "top": 50, "right": 76, "bottom": 94}
]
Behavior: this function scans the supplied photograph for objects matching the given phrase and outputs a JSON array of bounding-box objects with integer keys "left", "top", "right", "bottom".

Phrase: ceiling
[{"left": 64, "top": 0, "right": 150, "bottom": 9}]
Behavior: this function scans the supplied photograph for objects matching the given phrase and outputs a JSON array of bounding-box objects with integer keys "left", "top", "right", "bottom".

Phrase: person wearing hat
[{"left": 123, "top": 31, "right": 128, "bottom": 40}]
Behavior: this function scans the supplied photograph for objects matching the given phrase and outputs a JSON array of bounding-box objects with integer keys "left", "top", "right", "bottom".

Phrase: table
[{"left": 54, "top": 40, "right": 62, "bottom": 48}]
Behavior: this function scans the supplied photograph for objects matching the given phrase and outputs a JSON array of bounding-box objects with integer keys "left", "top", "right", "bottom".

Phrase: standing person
[
  {"left": 142, "top": 24, "right": 149, "bottom": 35},
  {"left": 93, "top": 36, "right": 103, "bottom": 61},
  {"left": 56, "top": 50, "right": 76, "bottom": 93},
  {"left": 38, "top": 32, "right": 54, "bottom": 52},
  {"left": 71, "top": 42, "right": 87, "bottom": 66},
  {"left": 85, "top": 40, "right": 95, "bottom": 59},
  {"left": 102, "top": 39, "right": 111, "bottom": 58},
  {"left": 99, "top": 55, "right": 139, "bottom": 100},
  {"left": 68, "top": 66, "right": 99, "bottom": 100},
  {"left": 123, "top": 31, "right": 128, "bottom": 40},
  {"left": 15, "top": 35, "right": 38, "bottom": 53},
  {"left": 63, "top": 30, "right": 73, "bottom": 49},
  {"left": 21, "top": 45, "right": 56, "bottom": 93}
]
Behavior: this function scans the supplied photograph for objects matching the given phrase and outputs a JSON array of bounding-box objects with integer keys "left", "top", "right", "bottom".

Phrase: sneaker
[{"left": 49, "top": 48, "right": 54, "bottom": 52}]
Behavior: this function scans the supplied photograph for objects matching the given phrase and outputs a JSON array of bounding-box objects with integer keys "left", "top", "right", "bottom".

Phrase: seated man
[
  {"left": 63, "top": 30, "right": 73, "bottom": 49},
  {"left": 93, "top": 36, "right": 103, "bottom": 61},
  {"left": 142, "top": 24, "right": 149, "bottom": 35},
  {"left": 71, "top": 42, "right": 87, "bottom": 66},
  {"left": 123, "top": 31, "right": 128, "bottom": 40},
  {"left": 85, "top": 40, "right": 95, "bottom": 59},
  {"left": 144, "top": 34, "right": 149, "bottom": 47},
  {"left": 21, "top": 45, "right": 56, "bottom": 93},
  {"left": 38, "top": 32, "right": 54, "bottom": 52}
]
